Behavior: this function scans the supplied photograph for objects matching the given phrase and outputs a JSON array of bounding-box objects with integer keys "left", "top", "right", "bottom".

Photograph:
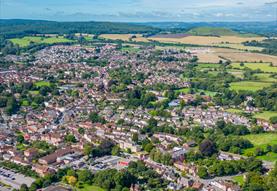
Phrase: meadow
[
  {"left": 254, "top": 111, "right": 277, "bottom": 121},
  {"left": 242, "top": 133, "right": 277, "bottom": 162},
  {"left": 231, "top": 62, "right": 277, "bottom": 73},
  {"left": 10, "top": 36, "right": 74, "bottom": 47},
  {"left": 230, "top": 81, "right": 272, "bottom": 91},
  {"left": 35, "top": 81, "right": 51, "bottom": 87}
]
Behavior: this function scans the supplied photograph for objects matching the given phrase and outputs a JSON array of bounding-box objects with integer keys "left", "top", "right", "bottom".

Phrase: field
[
  {"left": 230, "top": 81, "right": 272, "bottom": 91},
  {"left": 254, "top": 111, "right": 277, "bottom": 121},
  {"left": 253, "top": 73, "right": 277, "bottom": 83},
  {"left": 231, "top": 62, "right": 277, "bottom": 73},
  {"left": 35, "top": 81, "right": 51, "bottom": 87},
  {"left": 196, "top": 63, "right": 221, "bottom": 69},
  {"left": 100, "top": 34, "right": 149, "bottom": 42},
  {"left": 186, "top": 47, "right": 277, "bottom": 65},
  {"left": 148, "top": 36, "right": 265, "bottom": 46},
  {"left": 242, "top": 133, "right": 277, "bottom": 162},
  {"left": 10, "top": 36, "right": 74, "bottom": 47},
  {"left": 77, "top": 184, "right": 104, "bottom": 191}
]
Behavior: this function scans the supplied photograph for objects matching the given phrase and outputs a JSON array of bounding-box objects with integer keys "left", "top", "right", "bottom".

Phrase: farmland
[
  {"left": 231, "top": 62, "right": 277, "bottom": 73},
  {"left": 254, "top": 111, "right": 277, "bottom": 121},
  {"left": 10, "top": 36, "right": 74, "bottom": 47},
  {"left": 230, "top": 81, "right": 272, "bottom": 91}
]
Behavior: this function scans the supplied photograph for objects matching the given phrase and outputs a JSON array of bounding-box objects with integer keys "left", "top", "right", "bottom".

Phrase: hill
[
  {"left": 0, "top": 19, "right": 160, "bottom": 37},
  {"left": 186, "top": 27, "right": 252, "bottom": 36}
]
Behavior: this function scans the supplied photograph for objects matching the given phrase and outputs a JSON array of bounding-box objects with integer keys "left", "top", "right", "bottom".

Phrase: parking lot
[{"left": 0, "top": 167, "right": 35, "bottom": 189}]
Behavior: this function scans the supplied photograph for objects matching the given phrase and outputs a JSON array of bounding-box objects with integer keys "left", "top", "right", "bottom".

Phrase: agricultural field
[
  {"left": 196, "top": 63, "right": 221, "bottom": 69},
  {"left": 242, "top": 133, "right": 277, "bottom": 162},
  {"left": 254, "top": 111, "right": 277, "bottom": 121},
  {"left": 231, "top": 62, "right": 277, "bottom": 73},
  {"left": 10, "top": 36, "right": 74, "bottom": 47},
  {"left": 230, "top": 81, "right": 272, "bottom": 91},
  {"left": 148, "top": 35, "right": 265, "bottom": 46},
  {"left": 100, "top": 34, "right": 149, "bottom": 42},
  {"left": 186, "top": 47, "right": 277, "bottom": 65},
  {"left": 253, "top": 73, "right": 277, "bottom": 83}
]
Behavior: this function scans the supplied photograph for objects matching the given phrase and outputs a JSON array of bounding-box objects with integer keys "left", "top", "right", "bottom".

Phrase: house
[
  {"left": 191, "top": 181, "right": 203, "bottom": 190},
  {"left": 38, "top": 147, "right": 74, "bottom": 165},
  {"left": 211, "top": 180, "right": 241, "bottom": 191},
  {"left": 24, "top": 148, "right": 39, "bottom": 159}
]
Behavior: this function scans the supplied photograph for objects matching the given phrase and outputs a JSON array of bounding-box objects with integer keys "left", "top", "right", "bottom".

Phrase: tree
[
  {"left": 17, "top": 134, "right": 24, "bottom": 143},
  {"left": 66, "top": 176, "right": 77, "bottom": 186},
  {"left": 78, "top": 127, "right": 85, "bottom": 135},
  {"left": 198, "top": 166, "right": 209, "bottom": 179},
  {"left": 83, "top": 144, "right": 93, "bottom": 156},
  {"left": 144, "top": 143, "right": 154, "bottom": 153},
  {"left": 112, "top": 146, "right": 120, "bottom": 156},
  {"left": 132, "top": 133, "right": 139, "bottom": 143},
  {"left": 64, "top": 134, "right": 76, "bottom": 143},
  {"left": 269, "top": 116, "right": 277, "bottom": 124},
  {"left": 19, "top": 184, "right": 29, "bottom": 191},
  {"left": 77, "top": 169, "right": 92, "bottom": 183},
  {"left": 199, "top": 139, "right": 217, "bottom": 156}
]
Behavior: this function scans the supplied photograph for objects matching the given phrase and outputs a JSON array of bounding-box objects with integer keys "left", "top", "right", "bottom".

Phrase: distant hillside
[
  {"left": 141, "top": 22, "right": 276, "bottom": 36},
  {"left": 186, "top": 27, "right": 238, "bottom": 36},
  {"left": 0, "top": 19, "right": 160, "bottom": 37}
]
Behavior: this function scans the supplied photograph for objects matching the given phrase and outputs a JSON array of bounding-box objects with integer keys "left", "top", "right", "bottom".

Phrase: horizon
[{"left": 1, "top": 0, "right": 277, "bottom": 22}]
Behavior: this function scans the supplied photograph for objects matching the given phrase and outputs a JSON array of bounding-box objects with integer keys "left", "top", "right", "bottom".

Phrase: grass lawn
[
  {"left": 10, "top": 36, "right": 74, "bottom": 47},
  {"left": 121, "top": 46, "right": 140, "bottom": 53},
  {"left": 21, "top": 100, "right": 30, "bottom": 106},
  {"left": 77, "top": 184, "right": 105, "bottom": 191},
  {"left": 254, "top": 111, "right": 277, "bottom": 121},
  {"left": 242, "top": 133, "right": 277, "bottom": 162},
  {"left": 175, "top": 88, "right": 190, "bottom": 93},
  {"left": 230, "top": 81, "right": 272, "bottom": 91},
  {"left": 232, "top": 175, "right": 244, "bottom": 186},
  {"left": 231, "top": 62, "right": 277, "bottom": 73},
  {"left": 226, "top": 108, "right": 244, "bottom": 114},
  {"left": 35, "top": 81, "right": 51, "bottom": 87}
]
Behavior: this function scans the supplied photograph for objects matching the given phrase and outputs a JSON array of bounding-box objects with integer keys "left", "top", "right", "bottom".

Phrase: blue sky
[{"left": 0, "top": 0, "right": 277, "bottom": 22}]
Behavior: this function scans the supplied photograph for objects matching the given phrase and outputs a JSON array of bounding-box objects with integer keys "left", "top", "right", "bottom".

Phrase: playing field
[
  {"left": 10, "top": 36, "right": 74, "bottom": 47},
  {"left": 231, "top": 62, "right": 277, "bottom": 73},
  {"left": 230, "top": 81, "right": 272, "bottom": 91}
]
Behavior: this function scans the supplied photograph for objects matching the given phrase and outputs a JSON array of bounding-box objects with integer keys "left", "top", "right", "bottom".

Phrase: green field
[
  {"left": 35, "top": 81, "right": 51, "bottom": 87},
  {"left": 231, "top": 62, "right": 277, "bottom": 73},
  {"left": 196, "top": 63, "right": 221, "bottom": 69},
  {"left": 242, "top": 133, "right": 277, "bottom": 162},
  {"left": 10, "top": 36, "right": 74, "bottom": 47},
  {"left": 232, "top": 175, "right": 244, "bottom": 186},
  {"left": 226, "top": 108, "right": 244, "bottom": 114},
  {"left": 254, "top": 111, "right": 277, "bottom": 121},
  {"left": 230, "top": 81, "right": 272, "bottom": 91},
  {"left": 253, "top": 73, "right": 277, "bottom": 83},
  {"left": 175, "top": 87, "right": 190, "bottom": 93},
  {"left": 77, "top": 185, "right": 105, "bottom": 191}
]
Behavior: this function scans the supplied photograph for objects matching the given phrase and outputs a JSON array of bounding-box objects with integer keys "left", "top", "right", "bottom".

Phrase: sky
[{"left": 0, "top": 0, "right": 277, "bottom": 22}]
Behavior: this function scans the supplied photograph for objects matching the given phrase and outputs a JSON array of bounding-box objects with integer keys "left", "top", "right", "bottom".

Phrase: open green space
[
  {"left": 232, "top": 175, "right": 244, "bottom": 186},
  {"left": 196, "top": 63, "right": 221, "bottom": 69},
  {"left": 77, "top": 184, "right": 105, "bottom": 191},
  {"left": 10, "top": 36, "right": 74, "bottom": 47},
  {"left": 253, "top": 73, "right": 277, "bottom": 83},
  {"left": 35, "top": 81, "right": 51, "bottom": 87},
  {"left": 231, "top": 62, "right": 277, "bottom": 73},
  {"left": 254, "top": 111, "right": 277, "bottom": 121},
  {"left": 121, "top": 46, "right": 140, "bottom": 53},
  {"left": 175, "top": 87, "right": 190, "bottom": 93},
  {"left": 230, "top": 81, "right": 272, "bottom": 91},
  {"left": 226, "top": 108, "right": 244, "bottom": 114},
  {"left": 242, "top": 133, "right": 277, "bottom": 162}
]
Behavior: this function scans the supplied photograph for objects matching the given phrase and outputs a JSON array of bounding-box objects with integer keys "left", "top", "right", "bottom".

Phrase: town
[{"left": 0, "top": 12, "right": 277, "bottom": 191}]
